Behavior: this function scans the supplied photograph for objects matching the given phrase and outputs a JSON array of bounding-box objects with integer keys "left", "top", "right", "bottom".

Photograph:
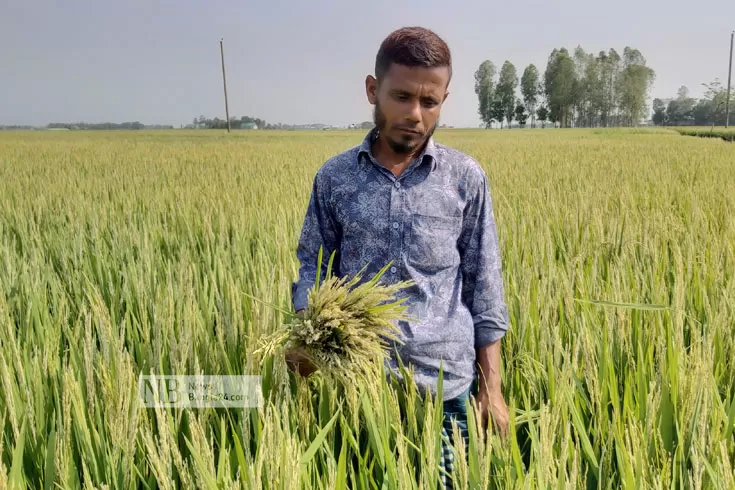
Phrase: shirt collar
[{"left": 357, "top": 126, "right": 438, "bottom": 171}]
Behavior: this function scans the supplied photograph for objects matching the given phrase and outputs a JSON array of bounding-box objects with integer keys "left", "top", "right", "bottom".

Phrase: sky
[{"left": 2, "top": 0, "right": 734, "bottom": 128}]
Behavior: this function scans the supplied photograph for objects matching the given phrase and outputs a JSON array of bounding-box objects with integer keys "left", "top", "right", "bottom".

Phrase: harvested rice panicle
[{"left": 257, "top": 252, "right": 414, "bottom": 391}]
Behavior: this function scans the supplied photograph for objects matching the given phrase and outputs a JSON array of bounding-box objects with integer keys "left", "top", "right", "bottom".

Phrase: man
[{"left": 287, "top": 26, "right": 510, "bottom": 486}]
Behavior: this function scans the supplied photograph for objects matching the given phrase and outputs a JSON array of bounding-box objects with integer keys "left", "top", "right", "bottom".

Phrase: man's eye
[{"left": 423, "top": 100, "right": 437, "bottom": 108}]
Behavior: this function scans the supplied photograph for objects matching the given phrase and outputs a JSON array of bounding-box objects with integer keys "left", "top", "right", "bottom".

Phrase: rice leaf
[
  {"left": 301, "top": 409, "right": 340, "bottom": 467},
  {"left": 574, "top": 298, "right": 670, "bottom": 311}
]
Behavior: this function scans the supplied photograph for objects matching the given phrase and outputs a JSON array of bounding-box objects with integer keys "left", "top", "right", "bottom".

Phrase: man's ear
[{"left": 365, "top": 75, "right": 378, "bottom": 105}]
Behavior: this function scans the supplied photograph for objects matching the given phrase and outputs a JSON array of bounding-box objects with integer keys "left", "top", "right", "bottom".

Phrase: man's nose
[{"left": 405, "top": 100, "right": 421, "bottom": 122}]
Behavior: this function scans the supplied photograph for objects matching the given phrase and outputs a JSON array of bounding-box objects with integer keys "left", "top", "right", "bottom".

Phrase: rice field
[
  {"left": 0, "top": 128, "right": 734, "bottom": 489},
  {"left": 671, "top": 127, "right": 735, "bottom": 142}
]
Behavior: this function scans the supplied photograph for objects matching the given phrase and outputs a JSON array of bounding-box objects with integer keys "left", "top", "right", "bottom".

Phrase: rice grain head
[{"left": 257, "top": 258, "right": 414, "bottom": 399}]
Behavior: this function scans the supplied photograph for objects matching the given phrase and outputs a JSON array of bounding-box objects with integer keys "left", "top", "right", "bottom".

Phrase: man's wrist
[
  {"left": 476, "top": 338, "right": 503, "bottom": 395},
  {"left": 477, "top": 377, "right": 502, "bottom": 397}
]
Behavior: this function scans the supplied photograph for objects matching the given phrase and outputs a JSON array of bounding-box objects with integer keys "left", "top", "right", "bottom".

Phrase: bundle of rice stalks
[{"left": 256, "top": 249, "right": 414, "bottom": 392}]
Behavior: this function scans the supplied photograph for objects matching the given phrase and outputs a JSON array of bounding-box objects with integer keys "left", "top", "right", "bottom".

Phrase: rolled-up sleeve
[
  {"left": 458, "top": 166, "right": 509, "bottom": 348},
  {"left": 291, "top": 170, "right": 341, "bottom": 312}
]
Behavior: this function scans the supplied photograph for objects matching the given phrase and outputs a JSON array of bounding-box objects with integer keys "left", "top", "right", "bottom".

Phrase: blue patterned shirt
[{"left": 291, "top": 128, "right": 509, "bottom": 400}]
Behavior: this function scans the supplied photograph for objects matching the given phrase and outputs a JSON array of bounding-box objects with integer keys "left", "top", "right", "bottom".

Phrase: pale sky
[{"left": 2, "top": 0, "right": 733, "bottom": 128}]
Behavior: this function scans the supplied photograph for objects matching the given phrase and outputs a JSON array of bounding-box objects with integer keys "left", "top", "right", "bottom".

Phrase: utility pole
[
  {"left": 220, "top": 38, "right": 231, "bottom": 133},
  {"left": 726, "top": 31, "right": 733, "bottom": 128}
]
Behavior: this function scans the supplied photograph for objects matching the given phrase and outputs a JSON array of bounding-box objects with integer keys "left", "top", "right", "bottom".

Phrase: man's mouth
[{"left": 397, "top": 127, "right": 421, "bottom": 135}]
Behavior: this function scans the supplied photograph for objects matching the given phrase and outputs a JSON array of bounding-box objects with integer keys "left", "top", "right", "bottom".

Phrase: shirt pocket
[{"left": 407, "top": 213, "right": 462, "bottom": 273}]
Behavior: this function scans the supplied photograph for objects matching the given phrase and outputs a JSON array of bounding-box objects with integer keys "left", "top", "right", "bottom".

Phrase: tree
[
  {"left": 617, "top": 47, "right": 655, "bottom": 126},
  {"left": 652, "top": 98, "right": 667, "bottom": 125},
  {"left": 489, "top": 96, "right": 506, "bottom": 129},
  {"left": 474, "top": 61, "right": 497, "bottom": 128},
  {"left": 572, "top": 46, "right": 591, "bottom": 127},
  {"left": 686, "top": 79, "right": 734, "bottom": 126},
  {"left": 702, "top": 79, "right": 733, "bottom": 125},
  {"left": 544, "top": 48, "right": 576, "bottom": 127},
  {"left": 692, "top": 99, "right": 713, "bottom": 126},
  {"left": 666, "top": 86, "right": 695, "bottom": 125},
  {"left": 537, "top": 106, "right": 549, "bottom": 128},
  {"left": 521, "top": 64, "right": 540, "bottom": 127},
  {"left": 597, "top": 49, "right": 622, "bottom": 127},
  {"left": 192, "top": 114, "right": 269, "bottom": 130},
  {"left": 515, "top": 103, "right": 528, "bottom": 127},
  {"left": 497, "top": 61, "right": 519, "bottom": 128},
  {"left": 654, "top": 80, "right": 734, "bottom": 127},
  {"left": 584, "top": 55, "right": 603, "bottom": 127}
]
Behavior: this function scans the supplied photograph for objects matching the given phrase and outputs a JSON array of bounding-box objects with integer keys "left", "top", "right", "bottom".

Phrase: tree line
[
  {"left": 652, "top": 81, "right": 733, "bottom": 126},
  {"left": 190, "top": 116, "right": 341, "bottom": 130},
  {"left": 192, "top": 115, "right": 269, "bottom": 129},
  {"left": 44, "top": 122, "right": 174, "bottom": 130},
  {"left": 475, "top": 46, "right": 656, "bottom": 128}
]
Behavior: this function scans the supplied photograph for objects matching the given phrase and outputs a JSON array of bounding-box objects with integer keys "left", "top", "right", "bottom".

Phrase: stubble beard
[{"left": 373, "top": 101, "right": 437, "bottom": 157}]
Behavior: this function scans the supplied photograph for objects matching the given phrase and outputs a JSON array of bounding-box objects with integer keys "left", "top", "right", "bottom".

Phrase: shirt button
[
  {"left": 390, "top": 266, "right": 397, "bottom": 273},
  {"left": 394, "top": 182, "right": 401, "bottom": 189},
  {"left": 392, "top": 222, "right": 399, "bottom": 229}
]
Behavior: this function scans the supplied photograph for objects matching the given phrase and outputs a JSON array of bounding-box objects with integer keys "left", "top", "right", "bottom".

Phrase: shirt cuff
[
  {"left": 473, "top": 305, "right": 509, "bottom": 348},
  {"left": 291, "top": 281, "right": 311, "bottom": 312}
]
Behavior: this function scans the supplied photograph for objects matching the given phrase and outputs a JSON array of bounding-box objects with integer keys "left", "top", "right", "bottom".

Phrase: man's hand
[
  {"left": 285, "top": 347, "right": 317, "bottom": 377},
  {"left": 475, "top": 339, "right": 509, "bottom": 439},
  {"left": 474, "top": 389, "right": 509, "bottom": 439}
]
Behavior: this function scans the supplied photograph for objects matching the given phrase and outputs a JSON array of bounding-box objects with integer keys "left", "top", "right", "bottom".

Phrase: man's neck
[{"left": 372, "top": 135, "right": 425, "bottom": 177}]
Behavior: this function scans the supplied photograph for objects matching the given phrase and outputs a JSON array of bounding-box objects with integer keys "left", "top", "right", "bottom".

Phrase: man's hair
[{"left": 375, "top": 27, "right": 452, "bottom": 83}]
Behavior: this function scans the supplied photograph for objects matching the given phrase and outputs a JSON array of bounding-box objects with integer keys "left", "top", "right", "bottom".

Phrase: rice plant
[
  {"left": 255, "top": 248, "right": 414, "bottom": 400},
  {"left": 0, "top": 128, "right": 733, "bottom": 489}
]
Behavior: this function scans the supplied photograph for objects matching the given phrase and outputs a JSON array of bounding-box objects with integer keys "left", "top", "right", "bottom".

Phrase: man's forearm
[{"left": 476, "top": 339, "right": 503, "bottom": 396}]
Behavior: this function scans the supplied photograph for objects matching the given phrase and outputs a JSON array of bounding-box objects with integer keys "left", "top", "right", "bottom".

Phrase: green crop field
[
  {"left": 671, "top": 126, "right": 735, "bottom": 142},
  {"left": 0, "top": 128, "right": 734, "bottom": 489}
]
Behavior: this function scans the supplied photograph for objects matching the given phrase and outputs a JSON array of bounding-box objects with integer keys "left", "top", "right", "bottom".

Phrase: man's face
[{"left": 366, "top": 64, "right": 449, "bottom": 155}]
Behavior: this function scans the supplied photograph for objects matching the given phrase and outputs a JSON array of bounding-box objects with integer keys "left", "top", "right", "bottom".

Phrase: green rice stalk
[{"left": 256, "top": 250, "right": 413, "bottom": 398}]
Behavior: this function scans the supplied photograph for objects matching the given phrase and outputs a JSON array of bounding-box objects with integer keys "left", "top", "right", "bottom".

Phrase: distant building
[{"left": 240, "top": 121, "right": 258, "bottom": 130}]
